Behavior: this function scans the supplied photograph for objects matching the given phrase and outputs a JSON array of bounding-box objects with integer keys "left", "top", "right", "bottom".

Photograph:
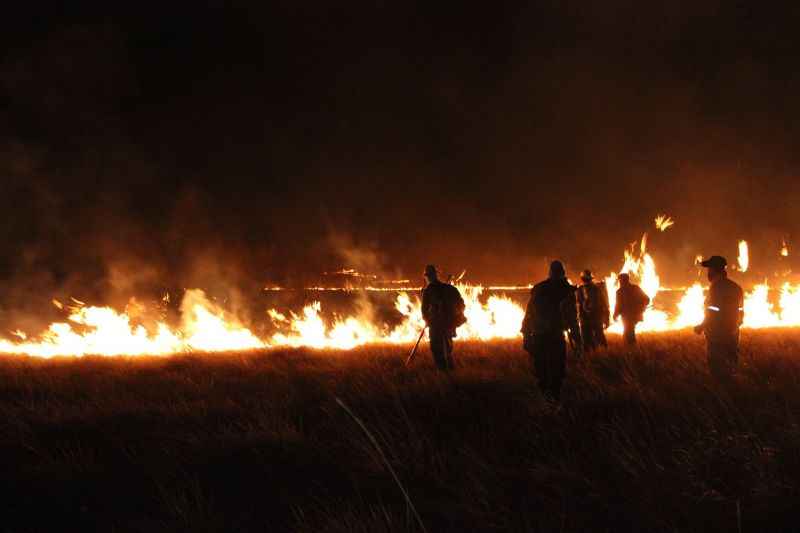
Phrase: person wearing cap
[
  {"left": 694, "top": 255, "right": 744, "bottom": 380},
  {"left": 613, "top": 273, "right": 650, "bottom": 345},
  {"left": 576, "top": 269, "right": 610, "bottom": 353},
  {"left": 520, "top": 260, "right": 579, "bottom": 402},
  {"left": 421, "top": 264, "right": 465, "bottom": 370}
]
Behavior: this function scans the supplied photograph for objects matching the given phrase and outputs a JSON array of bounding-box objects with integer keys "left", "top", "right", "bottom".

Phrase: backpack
[
  {"left": 596, "top": 282, "right": 610, "bottom": 320},
  {"left": 424, "top": 283, "right": 467, "bottom": 330},
  {"left": 635, "top": 287, "right": 649, "bottom": 314},
  {"left": 447, "top": 285, "right": 467, "bottom": 328},
  {"left": 631, "top": 286, "right": 649, "bottom": 321},
  {"left": 579, "top": 283, "right": 608, "bottom": 320}
]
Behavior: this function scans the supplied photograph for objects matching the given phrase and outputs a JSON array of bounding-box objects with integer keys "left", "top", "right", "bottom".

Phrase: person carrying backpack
[
  {"left": 520, "top": 260, "right": 579, "bottom": 403},
  {"left": 421, "top": 264, "right": 466, "bottom": 370},
  {"left": 613, "top": 273, "right": 650, "bottom": 345},
  {"left": 576, "top": 269, "right": 610, "bottom": 352}
]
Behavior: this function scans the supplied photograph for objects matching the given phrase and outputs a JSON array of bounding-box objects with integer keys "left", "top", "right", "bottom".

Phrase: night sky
[{"left": 2, "top": 2, "right": 800, "bottom": 307}]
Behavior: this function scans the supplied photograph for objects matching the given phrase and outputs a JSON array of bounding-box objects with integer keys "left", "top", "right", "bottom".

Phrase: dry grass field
[{"left": 1, "top": 331, "right": 800, "bottom": 532}]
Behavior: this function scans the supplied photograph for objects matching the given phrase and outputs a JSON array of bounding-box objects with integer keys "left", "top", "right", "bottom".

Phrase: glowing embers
[{"left": 654, "top": 214, "right": 674, "bottom": 232}]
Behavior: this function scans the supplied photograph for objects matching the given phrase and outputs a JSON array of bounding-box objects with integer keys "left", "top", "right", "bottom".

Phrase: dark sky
[{"left": 1, "top": 1, "right": 800, "bottom": 304}]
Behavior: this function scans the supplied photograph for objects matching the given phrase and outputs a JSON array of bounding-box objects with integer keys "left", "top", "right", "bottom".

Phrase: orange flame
[
  {"left": 268, "top": 284, "right": 524, "bottom": 349},
  {"left": 738, "top": 240, "right": 749, "bottom": 272},
  {"left": 0, "top": 290, "right": 263, "bottom": 357},
  {"left": 4, "top": 238, "right": 800, "bottom": 356},
  {"left": 654, "top": 214, "right": 674, "bottom": 231}
]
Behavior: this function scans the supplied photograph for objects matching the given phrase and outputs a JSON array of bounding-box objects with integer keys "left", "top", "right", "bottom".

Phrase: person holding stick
[{"left": 419, "top": 264, "right": 465, "bottom": 370}]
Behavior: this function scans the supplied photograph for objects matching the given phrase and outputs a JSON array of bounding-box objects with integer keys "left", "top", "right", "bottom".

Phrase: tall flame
[
  {"left": 672, "top": 283, "right": 706, "bottom": 330},
  {"left": 605, "top": 235, "right": 669, "bottom": 333},
  {"left": 738, "top": 240, "right": 749, "bottom": 272},
  {"left": 742, "top": 284, "right": 780, "bottom": 328}
]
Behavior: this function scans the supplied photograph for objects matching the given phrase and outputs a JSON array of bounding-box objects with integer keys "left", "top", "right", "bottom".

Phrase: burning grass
[{"left": 1, "top": 331, "right": 800, "bottom": 531}]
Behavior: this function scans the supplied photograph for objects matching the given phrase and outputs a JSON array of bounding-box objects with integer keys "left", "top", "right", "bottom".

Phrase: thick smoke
[{"left": 0, "top": 2, "right": 798, "bottom": 334}]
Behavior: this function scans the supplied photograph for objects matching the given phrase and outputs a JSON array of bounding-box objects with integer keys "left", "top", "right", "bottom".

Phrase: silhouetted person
[
  {"left": 694, "top": 256, "right": 744, "bottom": 380},
  {"left": 576, "top": 269, "right": 609, "bottom": 352},
  {"left": 421, "top": 264, "right": 465, "bottom": 370},
  {"left": 521, "top": 260, "right": 579, "bottom": 402},
  {"left": 613, "top": 273, "right": 650, "bottom": 345}
]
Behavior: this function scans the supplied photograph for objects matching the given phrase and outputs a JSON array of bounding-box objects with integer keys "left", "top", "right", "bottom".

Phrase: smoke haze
[{"left": 1, "top": 1, "right": 799, "bottom": 314}]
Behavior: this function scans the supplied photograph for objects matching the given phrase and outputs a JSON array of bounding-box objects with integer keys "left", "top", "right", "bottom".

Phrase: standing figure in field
[
  {"left": 613, "top": 273, "right": 650, "bottom": 345},
  {"left": 521, "top": 260, "right": 579, "bottom": 402},
  {"left": 576, "top": 269, "right": 609, "bottom": 352},
  {"left": 694, "top": 256, "right": 744, "bottom": 380},
  {"left": 421, "top": 264, "right": 466, "bottom": 370}
]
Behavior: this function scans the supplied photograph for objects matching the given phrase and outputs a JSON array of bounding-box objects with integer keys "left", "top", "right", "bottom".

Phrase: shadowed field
[{"left": 1, "top": 331, "right": 800, "bottom": 532}]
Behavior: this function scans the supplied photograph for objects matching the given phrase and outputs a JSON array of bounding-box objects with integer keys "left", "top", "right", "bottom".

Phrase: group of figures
[{"left": 420, "top": 256, "right": 744, "bottom": 403}]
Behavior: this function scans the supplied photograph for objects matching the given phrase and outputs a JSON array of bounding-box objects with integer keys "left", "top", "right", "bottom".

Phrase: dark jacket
[
  {"left": 702, "top": 276, "right": 744, "bottom": 337},
  {"left": 422, "top": 281, "right": 464, "bottom": 331},
  {"left": 521, "top": 278, "right": 577, "bottom": 336},
  {"left": 577, "top": 282, "right": 610, "bottom": 324},
  {"left": 614, "top": 283, "right": 650, "bottom": 323}
]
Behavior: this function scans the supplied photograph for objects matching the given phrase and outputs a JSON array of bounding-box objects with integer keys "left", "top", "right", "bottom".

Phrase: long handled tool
[{"left": 405, "top": 326, "right": 427, "bottom": 366}]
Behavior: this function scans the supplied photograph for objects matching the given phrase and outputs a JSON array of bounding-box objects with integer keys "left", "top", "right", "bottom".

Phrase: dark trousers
[
  {"left": 429, "top": 328, "right": 454, "bottom": 370},
  {"left": 707, "top": 332, "right": 739, "bottom": 380},
  {"left": 580, "top": 318, "right": 607, "bottom": 351},
  {"left": 527, "top": 333, "right": 566, "bottom": 401},
  {"left": 622, "top": 318, "right": 638, "bottom": 345}
]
